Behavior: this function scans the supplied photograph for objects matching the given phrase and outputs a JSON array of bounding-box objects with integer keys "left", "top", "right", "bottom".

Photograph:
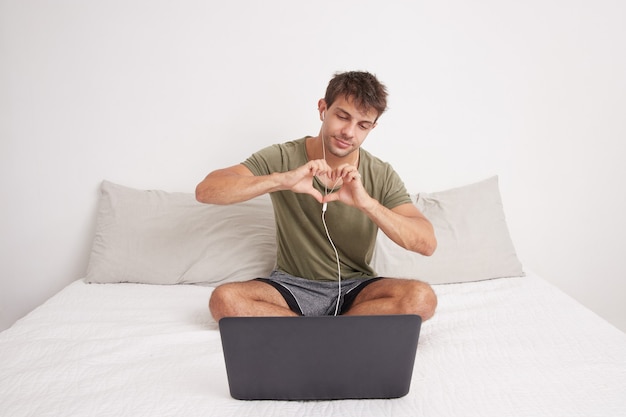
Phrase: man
[{"left": 196, "top": 71, "right": 437, "bottom": 322}]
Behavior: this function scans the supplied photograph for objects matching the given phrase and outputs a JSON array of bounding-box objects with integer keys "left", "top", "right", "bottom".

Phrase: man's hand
[
  {"left": 321, "top": 163, "right": 374, "bottom": 210},
  {"left": 282, "top": 159, "right": 333, "bottom": 204}
]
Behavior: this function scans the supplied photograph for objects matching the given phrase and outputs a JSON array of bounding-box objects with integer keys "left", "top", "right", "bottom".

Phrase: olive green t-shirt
[{"left": 242, "top": 137, "right": 412, "bottom": 281}]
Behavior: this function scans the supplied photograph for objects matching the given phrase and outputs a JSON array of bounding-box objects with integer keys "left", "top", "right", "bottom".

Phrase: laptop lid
[{"left": 218, "top": 314, "right": 422, "bottom": 401}]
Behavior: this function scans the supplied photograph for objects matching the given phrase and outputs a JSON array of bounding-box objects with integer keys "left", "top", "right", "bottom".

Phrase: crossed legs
[{"left": 209, "top": 278, "right": 437, "bottom": 322}]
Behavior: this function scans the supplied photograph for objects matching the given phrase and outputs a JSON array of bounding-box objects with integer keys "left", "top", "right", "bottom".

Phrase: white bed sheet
[{"left": 1, "top": 272, "right": 625, "bottom": 417}]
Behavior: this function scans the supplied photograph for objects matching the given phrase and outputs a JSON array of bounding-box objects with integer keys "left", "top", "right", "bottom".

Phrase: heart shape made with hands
[
  {"left": 295, "top": 159, "right": 362, "bottom": 205},
  {"left": 312, "top": 167, "right": 364, "bottom": 208}
]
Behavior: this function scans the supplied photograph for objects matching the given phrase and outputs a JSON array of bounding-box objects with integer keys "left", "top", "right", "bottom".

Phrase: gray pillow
[
  {"left": 370, "top": 176, "right": 524, "bottom": 284},
  {"left": 85, "top": 181, "right": 277, "bottom": 285}
]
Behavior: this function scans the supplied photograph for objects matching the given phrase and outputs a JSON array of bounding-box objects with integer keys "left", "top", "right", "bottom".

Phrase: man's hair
[{"left": 324, "top": 71, "right": 388, "bottom": 120}]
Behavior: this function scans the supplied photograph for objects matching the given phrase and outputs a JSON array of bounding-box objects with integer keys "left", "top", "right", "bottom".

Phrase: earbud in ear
[{"left": 322, "top": 111, "right": 325, "bottom": 120}]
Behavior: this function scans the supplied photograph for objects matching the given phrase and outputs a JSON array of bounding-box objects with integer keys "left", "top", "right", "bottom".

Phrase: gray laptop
[{"left": 218, "top": 314, "right": 422, "bottom": 400}]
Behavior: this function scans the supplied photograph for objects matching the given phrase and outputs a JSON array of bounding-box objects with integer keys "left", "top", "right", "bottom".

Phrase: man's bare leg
[
  {"left": 209, "top": 280, "right": 297, "bottom": 322},
  {"left": 344, "top": 278, "right": 437, "bottom": 320}
]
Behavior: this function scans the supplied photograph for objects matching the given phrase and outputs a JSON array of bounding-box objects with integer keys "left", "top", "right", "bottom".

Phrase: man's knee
[
  {"left": 209, "top": 283, "right": 240, "bottom": 321},
  {"left": 398, "top": 279, "right": 437, "bottom": 320},
  {"left": 412, "top": 280, "right": 437, "bottom": 320}
]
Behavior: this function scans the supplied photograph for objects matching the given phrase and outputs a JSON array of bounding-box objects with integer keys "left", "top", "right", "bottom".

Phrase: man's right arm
[
  {"left": 195, "top": 164, "right": 282, "bottom": 205},
  {"left": 195, "top": 161, "right": 330, "bottom": 205}
]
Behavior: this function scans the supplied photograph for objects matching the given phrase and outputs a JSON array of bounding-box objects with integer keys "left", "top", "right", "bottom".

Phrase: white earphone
[{"left": 318, "top": 107, "right": 342, "bottom": 314}]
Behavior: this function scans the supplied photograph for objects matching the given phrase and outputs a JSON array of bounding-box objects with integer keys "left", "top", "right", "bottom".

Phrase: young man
[{"left": 196, "top": 71, "right": 437, "bottom": 322}]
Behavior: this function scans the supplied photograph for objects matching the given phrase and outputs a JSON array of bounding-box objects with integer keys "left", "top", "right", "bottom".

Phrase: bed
[{"left": 1, "top": 177, "right": 625, "bottom": 417}]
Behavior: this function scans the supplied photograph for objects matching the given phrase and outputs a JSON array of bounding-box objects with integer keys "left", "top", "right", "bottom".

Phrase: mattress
[{"left": 1, "top": 272, "right": 625, "bottom": 417}]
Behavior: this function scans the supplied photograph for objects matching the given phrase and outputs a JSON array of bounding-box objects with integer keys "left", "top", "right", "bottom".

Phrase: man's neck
[{"left": 307, "top": 136, "right": 359, "bottom": 169}]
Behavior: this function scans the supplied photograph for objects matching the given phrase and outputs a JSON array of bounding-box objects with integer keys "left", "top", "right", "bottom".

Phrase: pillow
[
  {"left": 85, "top": 181, "right": 277, "bottom": 285},
  {"left": 370, "top": 176, "right": 524, "bottom": 284}
]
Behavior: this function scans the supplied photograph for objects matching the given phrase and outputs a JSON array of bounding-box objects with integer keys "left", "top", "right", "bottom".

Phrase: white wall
[{"left": 1, "top": 0, "right": 625, "bottom": 332}]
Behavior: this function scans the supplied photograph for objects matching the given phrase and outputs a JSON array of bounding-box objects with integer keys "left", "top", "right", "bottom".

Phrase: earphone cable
[{"left": 321, "top": 134, "right": 343, "bottom": 316}]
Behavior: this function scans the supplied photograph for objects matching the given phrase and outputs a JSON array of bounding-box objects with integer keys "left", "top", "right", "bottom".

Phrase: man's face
[{"left": 320, "top": 95, "right": 378, "bottom": 159}]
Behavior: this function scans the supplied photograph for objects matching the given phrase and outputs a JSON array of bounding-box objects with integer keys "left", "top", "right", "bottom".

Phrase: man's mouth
[{"left": 333, "top": 137, "right": 352, "bottom": 149}]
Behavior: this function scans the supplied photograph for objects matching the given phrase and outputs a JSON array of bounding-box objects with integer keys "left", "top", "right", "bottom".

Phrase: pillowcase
[
  {"left": 370, "top": 176, "right": 524, "bottom": 284},
  {"left": 85, "top": 181, "right": 277, "bottom": 285}
]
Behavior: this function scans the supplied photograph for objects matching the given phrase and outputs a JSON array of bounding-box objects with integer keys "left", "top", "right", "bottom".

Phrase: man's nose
[{"left": 340, "top": 122, "right": 356, "bottom": 138}]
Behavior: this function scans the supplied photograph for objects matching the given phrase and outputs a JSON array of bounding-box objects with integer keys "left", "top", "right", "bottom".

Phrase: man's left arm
[{"left": 363, "top": 201, "right": 437, "bottom": 256}]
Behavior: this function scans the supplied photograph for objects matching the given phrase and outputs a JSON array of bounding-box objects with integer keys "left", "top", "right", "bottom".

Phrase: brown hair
[{"left": 324, "top": 71, "right": 388, "bottom": 120}]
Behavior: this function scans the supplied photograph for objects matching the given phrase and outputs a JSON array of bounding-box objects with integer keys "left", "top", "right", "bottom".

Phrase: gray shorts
[{"left": 256, "top": 270, "right": 382, "bottom": 316}]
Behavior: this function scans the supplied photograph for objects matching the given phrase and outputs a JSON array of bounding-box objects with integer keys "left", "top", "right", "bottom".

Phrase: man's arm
[
  {"left": 196, "top": 164, "right": 279, "bottom": 205},
  {"left": 195, "top": 160, "right": 333, "bottom": 205},
  {"left": 363, "top": 201, "right": 436, "bottom": 256}
]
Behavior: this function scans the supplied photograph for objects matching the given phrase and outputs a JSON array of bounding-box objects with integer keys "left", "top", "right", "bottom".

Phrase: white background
[{"left": 1, "top": 0, "right": 625, "bottom": 332}]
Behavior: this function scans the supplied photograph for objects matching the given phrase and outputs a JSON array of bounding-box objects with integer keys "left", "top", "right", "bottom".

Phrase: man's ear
[{"left": 317, "top": 99, "right": 327, "bottom": 120}]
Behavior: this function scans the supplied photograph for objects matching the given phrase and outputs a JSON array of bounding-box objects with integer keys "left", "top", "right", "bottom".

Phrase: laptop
[{"left": 218, "top": 314, "right": 422, "bottom": 401}]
